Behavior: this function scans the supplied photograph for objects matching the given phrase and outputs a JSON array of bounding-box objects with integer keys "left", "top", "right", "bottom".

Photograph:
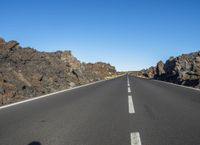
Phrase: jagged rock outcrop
[
  {"left": 158, "top": 52, "right": 200, "bottom": 88},
  {"left": 131, "top": 51, "right": 200, "bottom": 89},
  {"left": 85, "top": 62, "right": 116, "bottom": 79},
  {"left": 130, "top": 67, "right": 156, "bottom": 78},
  {"left": 0, "top": 37, "right": 117, "bottom": 105}
]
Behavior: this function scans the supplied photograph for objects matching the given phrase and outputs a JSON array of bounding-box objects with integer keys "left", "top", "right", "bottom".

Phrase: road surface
[{"left": 0, "top": 75, "right": 200, "bottom": 145}]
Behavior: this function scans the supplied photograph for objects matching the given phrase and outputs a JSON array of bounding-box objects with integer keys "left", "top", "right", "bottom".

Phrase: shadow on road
[{"left": 28, "top": 141, "right": 42, "bottom": 145}]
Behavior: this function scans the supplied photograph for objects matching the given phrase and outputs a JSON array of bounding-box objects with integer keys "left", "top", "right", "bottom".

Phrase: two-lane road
[{"left": 0, "top": 75, "right": 200, "bottom": 145}]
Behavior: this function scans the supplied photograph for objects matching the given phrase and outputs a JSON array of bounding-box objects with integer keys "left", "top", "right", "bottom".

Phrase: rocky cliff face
[
  {"left": 0, "top": 37, "right": 117, "bottom": 105},
  {"left": 131, "top": 51, "right": 200, "bottom": 89}
]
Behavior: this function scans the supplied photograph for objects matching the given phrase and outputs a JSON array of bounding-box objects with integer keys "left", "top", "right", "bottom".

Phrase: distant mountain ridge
[
  {"left": 0, "top": 37, "right": 117, "bottom": 105},
  {"left": 131, "top": 51, "right": 200, "bottom": 89}
]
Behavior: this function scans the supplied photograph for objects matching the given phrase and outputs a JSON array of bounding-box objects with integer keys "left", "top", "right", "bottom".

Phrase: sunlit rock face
[
  {"left": 0, "top": 37, "right": 116, "bottom": 105},
  {"left": 130, "top": 51, "right": 200, "bottom": 89}
]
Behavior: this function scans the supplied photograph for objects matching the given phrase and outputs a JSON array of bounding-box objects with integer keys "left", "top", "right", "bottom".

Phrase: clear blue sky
[{"left": 1, "top": 0, "right": 200, "bottom": 71}]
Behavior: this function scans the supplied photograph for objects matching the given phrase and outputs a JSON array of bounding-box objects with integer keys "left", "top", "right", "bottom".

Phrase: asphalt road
[{"left": 0, "top": 75, "right": 200, "bottom": 145}]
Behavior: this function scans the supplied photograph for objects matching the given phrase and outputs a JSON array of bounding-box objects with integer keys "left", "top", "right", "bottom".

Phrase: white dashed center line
[
  {"left": 128, "top": 87, "right": 131, "bottom": 93},
  {"left": 128, "top": 95, "right": 135, "bottom": 114},
  {"left": 130, "top": 132, "right": 142, "bottom": 145},
  {"left": 127, "top": 76, "right": 142, "bottom": 145}
]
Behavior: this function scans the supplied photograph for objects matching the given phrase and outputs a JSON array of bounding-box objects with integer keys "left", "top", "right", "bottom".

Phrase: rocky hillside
[
  {"left": 0, "top": 37, "right": 117, "bottom": 105},
  {"left": 131, "top": 51, "right": 200, "bottom": 89}
]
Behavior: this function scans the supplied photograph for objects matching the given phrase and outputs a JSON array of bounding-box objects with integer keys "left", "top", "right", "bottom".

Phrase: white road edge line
[
  {"left": 130, "top": 132, "right": 142, "bottom": 145},
  {"left": 0, "top": 75, "right": 125, "bottom": 110},
  {"left": 128, "top": 95, "right": 135, "bottom": 114},
  {"left": 128, "top": 87, "right": 131, "bottom": 93},
  {"left": 153, "top": 79, "right": 200, "bottom": 92},
  {"left": 134, "top": 76, "right": 200, "bottom": 92}
]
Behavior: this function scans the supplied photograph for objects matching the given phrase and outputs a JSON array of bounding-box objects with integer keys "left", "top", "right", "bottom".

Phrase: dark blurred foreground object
[{"left": 28, "top": 141, "right": 42, "bottom": 145}]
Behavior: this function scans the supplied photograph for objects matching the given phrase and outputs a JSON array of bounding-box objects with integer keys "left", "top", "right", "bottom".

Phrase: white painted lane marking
[
  {"left": 127, "top": 76, "right": 129, "bottom": 82},
  {"left": 127, "top": 79, "right": 130, "bottom": 87},
  {"left": 135, "top": 75, "right": 200, "bottom": 92},
  {"left": 130, "top": 132, "right": 142, "bottom": 145},
  {"left": 128, "top": 95, "right": 135, "bottom": 114},
  {"left": 128, "top": 87, "right": 131, "bottom": 93},
  {"left": 153, "top": 79, "right": 200, "bottom": 92},
  {"left": 0, "top": 75, "right": 125, "bottom": 110}
]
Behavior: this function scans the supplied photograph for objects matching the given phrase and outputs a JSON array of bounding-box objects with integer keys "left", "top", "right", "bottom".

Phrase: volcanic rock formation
[
  {"left": 0, "top": 37, "right": 117, "bottom": 105},
  {"left": 131, "top": 51, "right": 200, "bottom": 89}
]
